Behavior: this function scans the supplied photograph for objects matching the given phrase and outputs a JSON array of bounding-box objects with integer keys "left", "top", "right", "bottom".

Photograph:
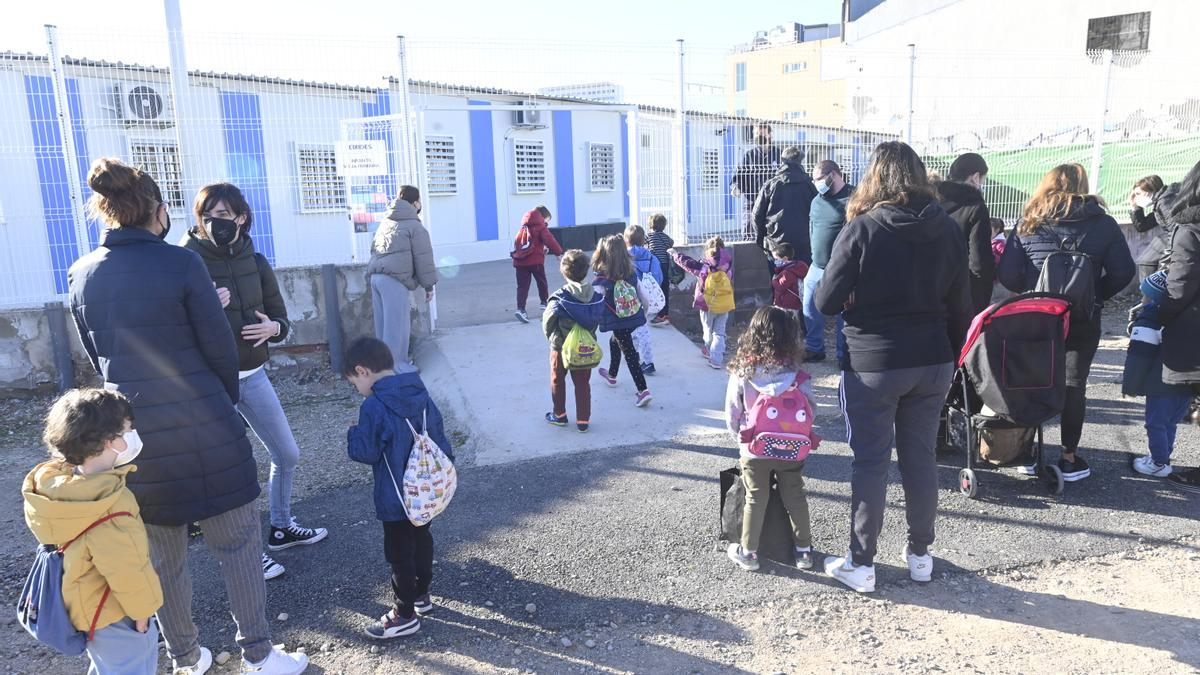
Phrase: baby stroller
[{"left": 942, "top": 292, "right": 1073, "bottom": 499}]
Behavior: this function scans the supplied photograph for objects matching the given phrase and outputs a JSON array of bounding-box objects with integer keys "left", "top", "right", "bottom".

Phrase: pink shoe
[
  {"left": 700, "top": 346, "right": 710, "bottom": 360},
  {"left": 635, "top": 390, "right": 653, "bottom": 407},
  {"left": 598, "top": 368, "right": 618, "bottom": 387}
]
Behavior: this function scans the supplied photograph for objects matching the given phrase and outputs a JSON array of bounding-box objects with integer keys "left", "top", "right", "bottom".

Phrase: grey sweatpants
[
  {"left": 840, "top": 362, "right": 954, "bottom": 567},
  {"left": 371, "top": 274, "right": 418, "bottom": 373},
  {"left": 145, "top": 501, "right": 272, "bottom": 666}
]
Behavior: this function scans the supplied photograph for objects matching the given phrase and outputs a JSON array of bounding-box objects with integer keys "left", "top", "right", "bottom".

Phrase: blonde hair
[
  {"left": 1019, "top": 163, "right": 1106, "bottom": 236},
  {"left": 86, "top": 157, "right": 164, "bottom": 229},
  {"left": 705, "top": 235, "right": 725, "bottom": 261},
  {"left": 846, "top": 141, "right": 935, "bottom": 222},
  {"left": 591, "top": 235, "right": 635, "bottom": 282}
]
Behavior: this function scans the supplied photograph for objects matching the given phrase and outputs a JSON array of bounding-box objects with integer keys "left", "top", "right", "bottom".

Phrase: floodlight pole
[
  {"left": 906, "top": 43, "right": 916, "bottom": 145},
  {"left": 674, "top": 38, "right": 688, "bottom": 242},
  {"left": 1089, "top": 49, "right": 1114, "bottom": 190},
  {"left": 163, "top": 0, "right": 193, "bottom": 201}
]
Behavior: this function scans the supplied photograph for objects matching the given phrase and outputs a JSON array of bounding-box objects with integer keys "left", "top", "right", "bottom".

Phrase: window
[
  {"left": 293, "top": 144, "right": 346, "bottom": 213},
  {"left": 735, "top": 63, "right": 747, "bottom": 92},
  {"left": 783, "top": 61, "right": 808, "bottom": 74},
  {"left": 785, "top": 111, "right": 808, "bottom": 121},
  {"left": 588, "top": 142, "right": 615, "bottom": 191},
  {"left": 128, "top": 139, "right": 185, "bottom": 210},
  {"left": 513, "top": 139, "right": 547, "bottom": 194},
  {"left": 1087, "top": 12, "right": 1150, "bottom": 51},
  {"left": 700, "top": 149, "right": 721, "bottom": 190},
  {"left": 425, "top": 136, "right": 457, "bottom": 195}
]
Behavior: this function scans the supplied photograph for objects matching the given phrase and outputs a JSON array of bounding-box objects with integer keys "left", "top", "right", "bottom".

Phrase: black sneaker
[
  {"left": 801, "top": 350, "right": 826, "bottom": 363},
  {"left": 1058, "top": 455, "right": 1092, "bottom": 482},
  {"left": 262, "top": 552, "right": 285, "bottom": 580},
  {"left": 1166, "top": 467, "right": 1200, "bottom": 493},
  {"left": 187, "top": 522, "right": 203, "bottom": 539},
  {"left": 365, "top": 609, "right": 420, "bottom": 639},
  {"left": 268, "top": 518, "right": 329, "bottom": 551},
  {"left": 641, "top": 362, "right": 656, "bottom": 376},
  {"left": 414, "top": 593, "right": 434, "bottom": 615}
]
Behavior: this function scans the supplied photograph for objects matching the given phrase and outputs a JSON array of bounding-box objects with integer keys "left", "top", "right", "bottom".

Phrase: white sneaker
[
  {"left": 902, "top": 544, "right": 933, "bottom": 582},
  {"left": 824, "top": 554, "right": 875, "bottom": 593},
  {"left": 241, "top": 646, "right": 309, "bottom": 674},
  {"left": 174, "top": 647, "right": 213, "bottom": 675},
  {"left": 1133, "top": 454, "right": 1172, "bottom": 478}
]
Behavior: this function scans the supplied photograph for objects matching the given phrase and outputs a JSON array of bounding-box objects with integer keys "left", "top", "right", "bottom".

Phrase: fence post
[
  {"left": 673, "top": 38, "right": 689, "bottom": 242},
  {"left": 44, "top": 25, "right": 91, "bottom": 258},
  {"left": 44, "top": 301, "right": 75, "bottom": 392},
  {"left": 627, "top": 107, "right": 641, "bottom": 230},
  {"left": 1089, "top": 48, "right": 1114, "bottom": 190},
  {"left": 905, "top": 43, "right": 916, "bottom": 145},
  {"left": 162, "top": 0, "right": 193, "bottom": 197},
  {"left": 396, "top": 35, "right": 418, "bottom": 183},
  {"left": 321, "top": 264, "right": 345, "bottom": 375}
]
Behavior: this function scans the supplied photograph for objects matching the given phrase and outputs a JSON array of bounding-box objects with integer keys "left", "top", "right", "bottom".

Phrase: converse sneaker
[
  {"left": 598, "top": 368, "right": 618, "bottom": 387},
  {"left": 173, "top": 647, "right": 213, "bottom": 675},
  {"left": 1133, "top": 454, "right": 1172, "bottom": 478},
  {"left": 414, "top": 593, "right": 434, "bottom": 615},
  {"left": 545, "top": 412, "right": 567, "bottom": 427},
  {"left": 902, "top": 544, "right": 933, "bottom": 582},
  {"left": 1166, "top": 467, "right": 1200, "bottom": 493},
  {"left": 824, "top": 554, "right": 876, "bottom": 593},
  {"left": 1059, "top": 455, "right": 1092, "bottom": 482},
  {"left": 240, "top": 645, "right": 308, "bottom": 674},
  {"left": 635, "top": 390, "right": 653, "bottom": 407},
  {"left": 794, "top": 546, "right": 814, "bottom": 570},
  {"left": 262, "top": 553, "right": 285, "bottom": 580},
  {"left": 726, "top": 543, "right": 760, "bottom": 571},
  {"left": 514, "top": 310, "right": 529, "bottom": 324},
  {"left": 364, "top": 609, "right": 420, "bottom": 639},
  {"left": 268, "top": 518, "right": 328, "bottom": 551}
]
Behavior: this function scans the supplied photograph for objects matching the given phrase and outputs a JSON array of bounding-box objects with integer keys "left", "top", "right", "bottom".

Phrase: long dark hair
[
  {"left": 1171, "top": 159, "right": 1200, "bottom": 218},
  {"left": 727, "top": 306, "right": 803, "bottom": 377},
  {"left": 845, "top": 141, "right": 935, "bottom": 221}
]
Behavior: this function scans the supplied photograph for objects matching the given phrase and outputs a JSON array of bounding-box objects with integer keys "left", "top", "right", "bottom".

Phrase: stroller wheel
[
  {"left": 1042, "top": 464, "right": 1064, "bottom": 496},
  {"left": 958, "top": 468, "right": 979, "bottom": 499}
]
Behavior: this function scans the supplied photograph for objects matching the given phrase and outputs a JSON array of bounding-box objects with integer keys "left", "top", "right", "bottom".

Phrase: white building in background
[{"left": 537, "top": 82, "right": 625, "bottom": 104}]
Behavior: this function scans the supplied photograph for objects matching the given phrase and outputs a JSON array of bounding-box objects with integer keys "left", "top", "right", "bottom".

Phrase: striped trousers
[{"left": 144, "top": 500, "right": 272, "bottom": 666}]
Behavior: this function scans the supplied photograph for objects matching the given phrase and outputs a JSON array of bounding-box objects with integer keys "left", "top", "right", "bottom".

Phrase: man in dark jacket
[
  {"left": 804, "top": 159, "right": 854, "bottom": 362},
  {"left": 731, "top": 123, "right": 781, "bottom": 239},
  {"left": 753, "top": 146, "right": 818, "bottom": 265},
  {"left": 937, "top": 153, "right": 995, "bottom": 314},
  {"left": 1159, "top": 195, "right": 1200, "bottom": 492}
]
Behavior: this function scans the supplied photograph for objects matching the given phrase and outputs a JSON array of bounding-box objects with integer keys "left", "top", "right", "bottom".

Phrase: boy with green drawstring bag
[{"left": 543, "top": 250, "right": 606, "bottom": 432}]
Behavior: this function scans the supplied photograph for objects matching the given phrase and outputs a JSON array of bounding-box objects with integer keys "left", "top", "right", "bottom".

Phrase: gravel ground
[{"left": 1, "top": 303, "right": 1198, "bottom": 673}]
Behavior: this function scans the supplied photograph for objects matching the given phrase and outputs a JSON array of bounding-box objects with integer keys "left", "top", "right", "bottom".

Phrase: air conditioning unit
[
  {"left": 114, "top": 82, "right": 173, "bottom": 126},
  {"left": 513, "top": 101, "right": 543, "bottom": 127}
]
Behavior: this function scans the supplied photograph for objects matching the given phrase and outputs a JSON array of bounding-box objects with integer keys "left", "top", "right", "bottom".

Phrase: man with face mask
[
  {"left": 936, "top": 152, "right": 995, "bottom": 315},
  {"left": 802, "top": 160, "right": 854, "bottom": 363},
  {"left": 731, "top": 124, "right": 782, "bottom": 240}
]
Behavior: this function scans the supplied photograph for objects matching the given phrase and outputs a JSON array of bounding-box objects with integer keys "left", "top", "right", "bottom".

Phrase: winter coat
[
  {"left": 731, "top": 144, "right": 782, "bottom": 201},
  {"left": 996, "top": 197, "right": 1136, "bottom": 321},
  {"left": 510, "top": 209, "right": 563, "bottom": 268},
  {"left": 367, "top": 199, "right": 439, "bottom": 291},
  {"left": 1159, "top": 205, "right": 1200, "bottom": 385},
  {"left": 771, "top": 259, "right": 809, "bottom": 311},
  {"left": 814, "top": 197, "right": 973, "bottom": 372},
  {"left": 592, "top": 274, "right": 647, "bottom": 332},
  {"left": 1122, "top": 304, "right": 1192, "bottom": 397},
  {"left": 22, "top": 462, "right": 163, "bottom": 631},
  {"left": 1130, "top": 182, "right": 1180, "bottom": 270},
  {"left": 182, "top": 230, "right": 290, "bottom": 372},
  {"left": 936, "top": 180, "right": 996, "bottom": 314},
  {"left": 68, "top": 227, "right": 258, "bottom": 526},
  {"left": 672, "top": 247, "right": 734, "bottom": 313},
  {"left": 725, "top": 366, "right": 816, "bottom": 459},
  {"left": 809, "top": 183, "right": 854, "bottom": 269},
  {"left": 629, "top": 246, "right": 663, "bottom": 284},
  {"left": 347, "top": 373, "right": 454, "bottom": 522},
  {"left": 543, "top": 280, "right": 605, "bottom": 352},
  {"left": 753, "top": 158, "right": 819, "bottom": 261}
]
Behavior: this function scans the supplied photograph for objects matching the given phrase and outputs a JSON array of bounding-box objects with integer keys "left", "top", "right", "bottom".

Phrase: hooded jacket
[
  {"left": 814, "top": 197, "right": 973, "bottom": 372},
  {"left": 543, "top": 279, "right": 605, "bottom": 352},
  {"left": 771, "top": 259, "right": 809, "bottom": 311},
  {"left": 725, "top": 366, "right": 816, "bottom": 459},
  {"left": 1130, "top": 182, "right": 1180, "bottom": 270},
  {"left": 22, "top": 462, "right": 163, "bottom": 632},
  {"left": 936, "top": 180, "right": 996, "bottom": 314},
  {"left": 810, "top": 182, "right": 854, "bottom": 269},
  {"left": 753, "top": 158, "right": 819, "bottom": 261},
  {"left": 672, "top": 247, "right": 734, "bottom": 312},
  {"left": 1159, "top": 202, "right": 1200, "bottom": 385},
  {"left": 347, "top": 373, "right": 454, "bottom": 522},
  {"left": 732, "top": 144, "right": 782, "bottom": 200},
  {"left": 510, "top": 210, "right": 564, "bottom": 268},
  {"left": 593, "top": 274, "right": 647, "bottom": 332},
  {"left": 182, "top": 230, "right": 290, "bottom": 373},
  {"left": 367, "top": 199, "right": 439, "bottom": 291},
  {"left": 629, "top": 245, "right": 663, "bottom": 284}
]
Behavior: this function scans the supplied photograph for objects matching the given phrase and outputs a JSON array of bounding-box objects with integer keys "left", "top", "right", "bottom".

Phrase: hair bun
[{"left": 87, "top": 158, "right": 140, "bottom": 197}]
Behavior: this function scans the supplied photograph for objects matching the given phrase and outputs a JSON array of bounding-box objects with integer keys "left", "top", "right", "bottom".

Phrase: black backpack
[{"left": 1034, "top": 228, "right": 1095, "bottom": 321}]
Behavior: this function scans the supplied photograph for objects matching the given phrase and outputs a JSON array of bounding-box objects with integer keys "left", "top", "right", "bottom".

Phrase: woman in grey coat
[{"left": 367, "top": 185, "right": 438, "bottom": 371}]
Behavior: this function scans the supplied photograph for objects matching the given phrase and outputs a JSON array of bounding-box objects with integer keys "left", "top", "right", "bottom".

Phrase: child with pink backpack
[{"left": 723, "top": 306, "right": 820, "bottom": 572}]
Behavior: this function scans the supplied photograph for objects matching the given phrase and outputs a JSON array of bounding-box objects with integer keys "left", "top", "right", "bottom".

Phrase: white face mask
[
  {"left": 1134, "top": 194, "right": 1153, "bottom": 209},
  {"left": 112, "top": 430, "right": 143, "bottom": 466}
]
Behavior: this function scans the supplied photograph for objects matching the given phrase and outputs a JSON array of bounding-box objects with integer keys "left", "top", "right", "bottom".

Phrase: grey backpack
[{"left": 1034, "top": 229, "right": 1095, "bottom": 321}]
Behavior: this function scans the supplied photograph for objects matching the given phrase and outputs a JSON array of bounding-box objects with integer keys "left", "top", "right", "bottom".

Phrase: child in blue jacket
[
  {"left": 592, "top": 235, "right": 653, "bottom": 407},
  {"left": 1123, "top": 271, "right": 1194, "bottom": 478},
  {"left": 345, "top": 337, "right": 454, "bottom": 640},
  {"left": 625, "top": 224, "right": 663, "bottom": 375}
]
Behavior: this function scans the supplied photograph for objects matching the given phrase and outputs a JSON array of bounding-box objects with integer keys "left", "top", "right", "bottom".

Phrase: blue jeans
[
  {"left": 87, "top": 617, "right": 159, "bottom": 675},
  {"left": 237, "top": 368, "right": 301, "bottom": 528},
  {"left": 700, "top": 310, "right": 729, "bottom": 365},
  {"left": 802, "top": 265, "right": 845, "bottom": 360},
  {"left": 1145, "top": 394, "right": 1192, "bottom": 465}
]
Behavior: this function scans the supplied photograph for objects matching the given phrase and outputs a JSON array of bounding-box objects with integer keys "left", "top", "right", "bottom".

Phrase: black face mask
[
  {"left": 204, "top": 217, "right": 240, "bottom": 247},
  {"left": 158, "top": 211, "right": 171, "bottom": 240}
]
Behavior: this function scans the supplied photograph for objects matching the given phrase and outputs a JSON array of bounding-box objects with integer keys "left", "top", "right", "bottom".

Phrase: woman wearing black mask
[{"left": 183, "top": 182, "right": 328, "bottom": 582}]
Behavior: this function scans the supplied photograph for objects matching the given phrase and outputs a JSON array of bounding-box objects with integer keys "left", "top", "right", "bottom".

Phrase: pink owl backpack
[{"left": 738, "top": 372, "right": 821, "bottom": 461}]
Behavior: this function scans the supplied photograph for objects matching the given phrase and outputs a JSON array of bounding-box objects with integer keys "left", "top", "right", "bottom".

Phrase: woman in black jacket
[
  {"left": 997, "top": 163, "right": 1136, "bottom": 483},
  {"left": 1160, "top": 160, "right": 1200, "bottom": 493},
  {"left": 815, "top": 141, "right": 973, "bottom": 593},
  {"left": 183, "top": 183, "right": 328, "bottom": 581},
  {"left": 68, "top": 159, "right": 306, "bottom": 673}
]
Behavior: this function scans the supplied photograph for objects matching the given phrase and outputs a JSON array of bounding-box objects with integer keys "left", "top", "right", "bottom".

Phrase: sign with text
[{"left": 336, "top": 140, "right": 388, "bottom": 176}]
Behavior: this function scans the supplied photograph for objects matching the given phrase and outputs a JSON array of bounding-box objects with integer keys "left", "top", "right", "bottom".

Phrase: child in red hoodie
[
  {"left": 512, "top": 206, "right": 565, "bottom": 323},
  {"left": 770, "top": 242, "right": 809, "bottom": 314}
]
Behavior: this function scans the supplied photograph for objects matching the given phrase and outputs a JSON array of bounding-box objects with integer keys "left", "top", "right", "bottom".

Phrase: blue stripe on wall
[
  {"left": 620, "top": 114, "right": 630, "bottom": 220},
  {"left": 24, "top": 75, "right": 77, "bottom": 294},
  {"left": 65, "top": 78, "right": 98, "bottom": 247},
  {"left": 362, "top": 90, "right": 398, "bottom": 192},
  {"left": 552, "top": 110, "right": 575, "bottom": 227},
  {"left": 684, "top": 121, "right": 693, "bottom": 227},
  {"left": 722, "top": 125, "right": 736, "bottom": 220},
  {"left": 220, "top": 91, "right": 276, "bottom": 264},
  {"left": 468, "top": 100, "right": 498, "bottom": 242}
]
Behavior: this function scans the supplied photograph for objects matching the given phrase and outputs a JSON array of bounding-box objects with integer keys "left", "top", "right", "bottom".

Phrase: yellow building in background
[{"left": 726, "top": 24, "right": 847, "bottom": 128}]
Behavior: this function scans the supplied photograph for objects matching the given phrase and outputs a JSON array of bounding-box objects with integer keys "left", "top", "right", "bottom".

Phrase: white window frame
[
  {"left": 700, "top": 148, "right": 721, "bottom": 190},
  {"left": 783, "top": 61, "right": 809, "bottom": 74},
  {"left": 126, "top": 137, "right": 186, "bottom": 213},
  {"left": 424, "top": 135, "right": 458, "bottom": 196},
  {"left": 587, "top": 142, "right": 615, "bottom": 192},
  {"left": 293, "top": 143, "right": 346, "bottom": 214},
  {"left": 513, "top": 139, "right": 547, "bottom": 194}
]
